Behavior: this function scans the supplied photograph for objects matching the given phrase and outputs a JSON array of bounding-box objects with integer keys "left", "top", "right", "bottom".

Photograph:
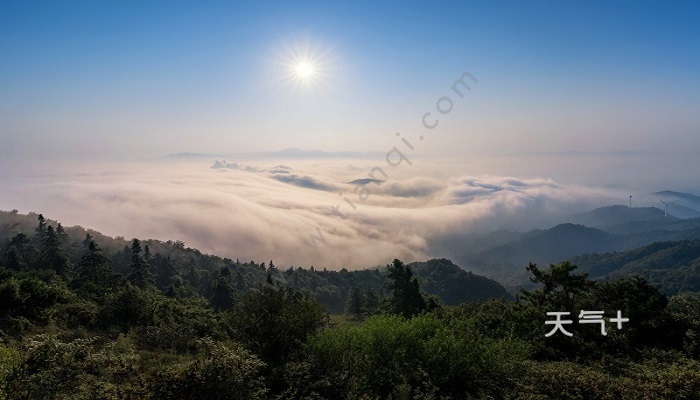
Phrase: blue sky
[
  {"left": 2, "top": 1, "right": 700, "bottom": 265},
  {"left": 1, "top": 1, "right": 699, "bottom": 160}
]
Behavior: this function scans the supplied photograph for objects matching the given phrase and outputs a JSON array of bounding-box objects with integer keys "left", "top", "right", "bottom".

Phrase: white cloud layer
[{"left": 0, "top": 158, "right": 623, "bottom": 268}]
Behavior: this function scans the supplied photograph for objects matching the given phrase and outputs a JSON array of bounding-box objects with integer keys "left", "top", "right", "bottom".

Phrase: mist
[{"left": 0, "top": 154, "right": 637, "bottom": 269}]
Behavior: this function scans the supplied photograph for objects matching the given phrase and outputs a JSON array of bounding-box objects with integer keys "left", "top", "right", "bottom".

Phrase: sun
[
  {"left": 276, "top": 38, "right": 336, "bottom": 93},
  {"left": 294, "top": 61, "right": 316, "bottom": 80},
  {"left": 288, "top": 57, "right": 321, "bottom": 87}
]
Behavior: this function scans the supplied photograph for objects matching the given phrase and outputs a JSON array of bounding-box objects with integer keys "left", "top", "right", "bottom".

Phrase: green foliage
[
  {"left": 519, "top": 261, "right": 592, "bottom": 310},
  {"left": 135, "top": 295, "right": 222, "bottom": 353},
  {"left": 101, "top": 282, "right": 152, "bottom": 331},
  {"left": 5, "top": 335, "right": 148, "bottom": 400},
  {"left": 53, "top": 298, "right": 100, "bottom": 329},
  {"left": 344, "top": 286, "right": 364, "bottom": 319},
  {"left": 583, "top": 276, "right": 675, "bottom": 354},
  {"left": 39, "top": 225, "right": 71, "bottom": 277},
  {"left": 5, "top": 245, "right": 26, "bottom": 271},
  {"left": 154, "top": 257, "right": 178, "bottom": 290},
  {"left": 410, "top": 258, "right": 511, "bottom": 304},
  {"left": 71, "top": 236, "right": 121, "bottom": 300},
  {"left": 385, "top": 259, "right": 429, "bottom": 318},
  {"left": 1, "top": 211, "right": 700, "bottom": 399},
  {"left": 516, "top": 261, "right": 689, "bottom": 361},
  {"left": 152, "top": 339, "right": 267, "bottom": 400},
  {"left": 226, "top": 286, "right": 327, "bottom": 367},
  {"left": 0, "top": 270, "right": 72, "bottom": 333},
  {"left": 517, "top": 354, "right": 700, "bottom": 399},
  {"left": 666, "top": 294, "right": 700, "bottom": 357},
  {"left": 572, "top": 240, "right": 700, "bottom": 294},
  {"left": 309, "top": 313, "right": 530, "bottom": 399},
  {"left": 0, "top": 343, "right": 21, "bottom": 400},
  {"left": 211, "top": 268, "right": 236, "bottom": 311},
  {"left": 127, "top": 239, "right": 155, "bottom": 290}
]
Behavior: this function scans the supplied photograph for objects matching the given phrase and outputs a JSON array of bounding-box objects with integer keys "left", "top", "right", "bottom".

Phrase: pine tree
[
  {"left": 165, "top": 285, "right": 177, "bottom": 298},
  {"left": 236, "top": 271, "right": 246, "bottom": 291},
  {"left": 185, "top": 260, "right": 199, "bottom": 285},
  {"left": 385, "top": 259, "right": 427, "bottom": 318},
  {"left": 35, "top": 214, "right": 47, "bottom": 242},
  {"left": 152, "top": 253, "right": 178, "bottom": 290},
  {"left": 519, "top": 262, "right": 592, "bottom": 310},
  {"left": 40, "top": 225, "right": 71, "bottom": 276},
  {"left": 55, "top": 223, "right": 69, "bottom": 244},
  {"left": 344, "top": 286, "right": 365, "bottom": 319},
  {"left": 74, "top": 235, "right": 121, "bottom": 295},
  {"left": 5, "top": 246, "right": 24, "bottom": 271},
  {"left": 5, "top": 233, "right": 30, "bottom": 271},
  {"left": 127, "top": 239, "right": 155, "bottom": 289},
  {"left": 144, "top": 244, "right": 152, "bottom": 264},
  {"left": 212, "top": 268, "right": 236, "bottom": 311},
  {"left": 292, "top": 271, "right": 300, "bottom": 290},
  {"left": 363, "top": 288, "right": 380, "bottom": 316}
]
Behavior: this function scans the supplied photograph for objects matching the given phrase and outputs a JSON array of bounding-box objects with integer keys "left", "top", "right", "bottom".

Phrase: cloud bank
[{"left": 0, "top": 158, "right": 622, "bottom": 269}]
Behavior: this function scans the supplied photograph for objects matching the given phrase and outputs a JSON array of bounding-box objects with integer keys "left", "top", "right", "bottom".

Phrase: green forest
[{"left": 1, "top": 212, "right": 699, "bottom": 399}]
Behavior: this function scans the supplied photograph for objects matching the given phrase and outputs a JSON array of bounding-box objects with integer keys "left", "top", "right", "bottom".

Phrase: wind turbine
[
  {"left": 629, "top": 195, "right": 633, "bottom": 208},
  {"left": 659, "top": 200, "right": 675, "bottom": 218}
]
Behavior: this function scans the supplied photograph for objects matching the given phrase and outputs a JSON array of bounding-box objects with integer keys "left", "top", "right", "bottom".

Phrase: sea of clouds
[{"left": 0, "top": 157, "right": 623, "bottom": 269}]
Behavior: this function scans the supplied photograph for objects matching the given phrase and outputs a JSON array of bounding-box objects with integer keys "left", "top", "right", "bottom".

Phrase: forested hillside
[
  {"left": 1, "top": 210, "right": 699, "bottom": 398},
  {"left": 572, "top": 240, "right": 700, "bottom": 295},
  {"left": 460, "top": 215, "right": 700, "bottom": 287},
  {"left": 0, "top": 211, "right": 509, "bottom": 314}
]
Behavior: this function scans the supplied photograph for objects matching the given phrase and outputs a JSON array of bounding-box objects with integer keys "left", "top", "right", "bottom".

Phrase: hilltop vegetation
[
  {"left": 572, "top": 240, "right": 700, "bottom": 295},
  {"left": 0, "top": 211, "right": 699, "bottom": 399}
]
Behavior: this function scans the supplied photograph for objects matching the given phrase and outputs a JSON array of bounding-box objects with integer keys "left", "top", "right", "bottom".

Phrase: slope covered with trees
[
  {"left": 459, "top": 218, "right": 700, "bottom": 288},
  {"left": 0, "top": 211, "right": 699, "bottom": 398},
  {"left": 572, "top": 240, "right": 700, "bottom": 295}
]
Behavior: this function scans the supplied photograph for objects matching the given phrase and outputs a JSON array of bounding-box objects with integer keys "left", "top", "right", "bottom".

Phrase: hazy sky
[
  {"left": 2, "top": 1, "right": 699, "bottom": 161},
  {"left": 2, "top": 2, "right": 700, "bottom": 268}
]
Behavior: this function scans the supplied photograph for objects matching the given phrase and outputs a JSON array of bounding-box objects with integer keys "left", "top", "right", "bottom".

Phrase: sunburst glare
[{"left": 275, "top": 37, "right": 337, "bottom": 95}]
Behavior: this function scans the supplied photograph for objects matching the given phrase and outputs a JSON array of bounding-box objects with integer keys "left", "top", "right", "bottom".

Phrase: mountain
[
  {"left": 0, "top": 210, "right": 509, "bottom": 312},
  {"left": 620, "top": 226, "right": 700, "bottom": 248},
  {"left": 457, "top": 223, "right": 621, "bottom": 285},
  {"left": 653, "top": 190, "right": 700, "bottom": 207},
  {"left": 165, "top": 152, "right": 223, "bottom": 160},
  {"left": 409, "top": 258, "right": 511, "bottom": 304},
  {"left": 265, "top": 148, "right": 384, "bottom": 159},
  {"left": 567, "top": 205, "right": 673, "bottom": 231},
  {"left": 475, "top": 223, "right": 619, "bottom": 267},
  {"left": 649, "top": 191, "right": 700, "bottom": 219},
  {"left": 457, "top": 216, "right": 700, "bottom": 282},
  {"left": 348, "top": 178, "right": 384, "bottom": 185},
  {"left": 565, "top": 206, "right": 700, "bottom": 235},
  {"left": 571, "top": 240, "right": 700, "bottom": 295}
]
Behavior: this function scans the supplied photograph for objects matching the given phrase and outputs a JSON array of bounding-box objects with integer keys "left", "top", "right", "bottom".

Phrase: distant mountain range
[
  {"left": 455, "top": 192, "right": 700, "bottom": 290},
  {"left": 165, "top": 148, "right": 386, "bottom": 161},
  {"left": 649, "top": 191, "right": 700, "bottom": 218},
  {"left": 571, "top": 240, "right": 700, "bottom": 295},
  {"left": 469, "top": 223, "right": 618, "bottom": 269},
  {"left": 266, "top": 148, "right": 384, "bottom": 159},
  {"left": 568, "top": 205, "right": 673, "bottom": 230},
  {"left": 165, "top": 152, "right": 225, "bottom": 160},
  {"left": 348, "top": 178, "right": 384, "bottom": 185}
]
